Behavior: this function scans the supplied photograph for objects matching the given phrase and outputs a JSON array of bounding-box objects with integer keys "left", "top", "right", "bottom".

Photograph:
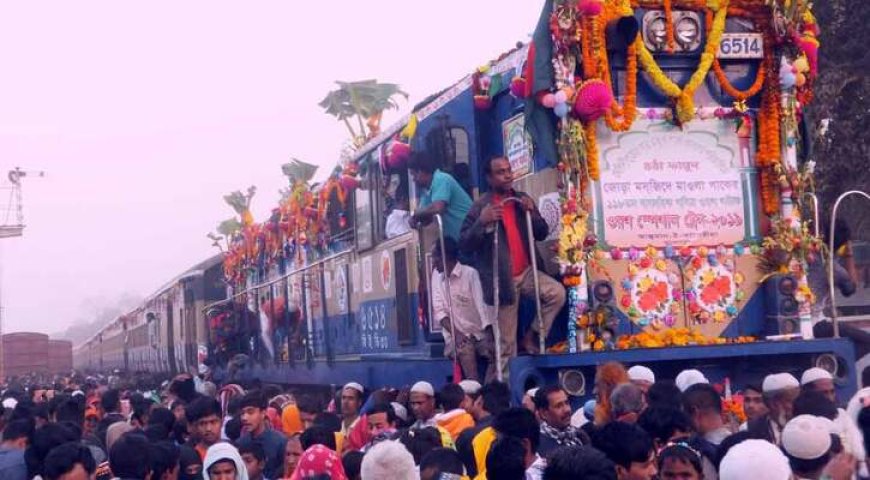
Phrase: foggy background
[{"left": 0, "top": 1, "right": 543, "bottom": 342}]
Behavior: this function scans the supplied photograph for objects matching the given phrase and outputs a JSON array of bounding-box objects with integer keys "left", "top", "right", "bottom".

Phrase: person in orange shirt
[
  {"left": 280, "top": 405, "right": 303, "bottom": 436},
  {"left": 435, "top": 384, "right": 475, "bottom": 441}
]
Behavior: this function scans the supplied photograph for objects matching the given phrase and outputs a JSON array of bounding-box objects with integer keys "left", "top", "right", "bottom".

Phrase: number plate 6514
[{"left": 717, "top": 33, "right": 764, "bottom": 59}]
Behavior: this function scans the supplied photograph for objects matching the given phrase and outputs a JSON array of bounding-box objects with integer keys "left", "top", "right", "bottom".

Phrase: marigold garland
[
  {"left": 663, "top": 0, "right": 677, "bottom": 53},
  {"left": 636, "top": 0, "right": 730, "bottom": 123},
  {"left": 584, "top": 121, "right": 600, "bottom": 181},
  {"left": 707, "top": 10, "right": 767, "bottom": 101},
  {"left": 755, "top": 50, "right": 782, "bottom": 216}
]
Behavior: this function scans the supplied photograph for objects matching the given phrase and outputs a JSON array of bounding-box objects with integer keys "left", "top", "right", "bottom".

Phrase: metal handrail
[
  {"left": 803, "top": 192, "right": 820, "bottom": 238},
  {"left": 434, "top": 214, "right": 461, "bottom": 380},
  {"left": 492, "top": 196, "right": 545, "bottom": 379},
  {"left": 202, "top": 248, "right": 353, "bottom": 311},
  {"left": 828, "top": 190, "right": 870, "bottom": 338}
]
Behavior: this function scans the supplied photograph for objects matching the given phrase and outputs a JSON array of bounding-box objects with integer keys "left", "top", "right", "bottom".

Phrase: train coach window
[
  {"left": 354, "top": 153, "right": 377, "bottom": 252},
  {"left": 424, "top": 120, "right": 470, "bottom": 173}
]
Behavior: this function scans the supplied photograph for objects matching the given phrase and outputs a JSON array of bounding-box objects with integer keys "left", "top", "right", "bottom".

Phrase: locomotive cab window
[{"left": 354, "top": 151, "right": 378, "bottom": 252}]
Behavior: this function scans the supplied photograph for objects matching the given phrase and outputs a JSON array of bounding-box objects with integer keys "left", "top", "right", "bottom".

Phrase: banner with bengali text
[{"left": 597, "top": 117, "right": 746, "bottom": 247}]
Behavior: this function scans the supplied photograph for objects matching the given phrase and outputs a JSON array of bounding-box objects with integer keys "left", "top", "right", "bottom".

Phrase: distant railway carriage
[{"left": 73, "top": 255, "right": 224, "bottom": 376}]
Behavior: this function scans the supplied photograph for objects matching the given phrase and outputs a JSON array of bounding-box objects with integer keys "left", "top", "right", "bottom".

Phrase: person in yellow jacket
[
  {"left": 472, "top": 408, "right": 542, "bottom": 480},
  {"left": 435, "top": 384, "right": 476, "bottom": 441}
]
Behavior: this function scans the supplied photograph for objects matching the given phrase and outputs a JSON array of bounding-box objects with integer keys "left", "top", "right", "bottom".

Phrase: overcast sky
[{"left": 0, "top": 1, "right": 543, "bottom": 336}]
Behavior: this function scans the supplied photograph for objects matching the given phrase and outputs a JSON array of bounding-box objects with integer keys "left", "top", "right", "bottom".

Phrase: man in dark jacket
[
  {"left": 459, "top": 156, "right": 565, "bottom": 378},
  {"left": 534, "top": 386, "right": 589, "bottom": 457}
]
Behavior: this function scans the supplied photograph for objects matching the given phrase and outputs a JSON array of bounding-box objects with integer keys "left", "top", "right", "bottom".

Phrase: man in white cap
[
  {"left": 340, "top": 382, "right": 365, "bottom": 436},
  {"left": 781, "top": 414, "right": 841, "bottom": 480},
  {"left": 801, "top": 368, "right": 867, "bottom": 469},
  {"left": 719, "top": 439, "right": 792, "bottom": 480},
  {"left": 675, "top": 369, "right": 708, "bottom": 393},
  {"left": 458, "top": 379, "right": 482, "bottom": 414},
  {"left": 627, "top": 365, "right": 655, "bottom": 395},
  {"left": 802, "top": 368, "right": 836, "bottom": 403},
  {"left": 747, "top": 372, "right": 801, "bottom": 445},
  {"left": 409, "top": 381, "right": 437, "bottom": 429}
]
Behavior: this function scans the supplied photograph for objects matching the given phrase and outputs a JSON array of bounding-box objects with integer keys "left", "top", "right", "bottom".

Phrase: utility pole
[{"left": 0, "top": 168, "right": 45, "bottom": 379}]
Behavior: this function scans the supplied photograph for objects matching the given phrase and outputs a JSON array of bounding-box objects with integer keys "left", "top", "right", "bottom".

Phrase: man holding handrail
[
  {"left": 407, "top": 151, "right": 472, "bottom": 241},
  {"left": 459, "top": 156, "right": 566, "bottom": 378},
  {"left": 431, "top": 237, "right": 496, "bottom": 382}
]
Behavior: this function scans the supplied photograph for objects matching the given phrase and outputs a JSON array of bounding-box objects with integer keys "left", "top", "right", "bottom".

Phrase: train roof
[
  {"left": 77, "top": 253, "right": 223, "bottom": 348},
  {"left": 349, "top": 43, "right": 528, "bottom": 163}
]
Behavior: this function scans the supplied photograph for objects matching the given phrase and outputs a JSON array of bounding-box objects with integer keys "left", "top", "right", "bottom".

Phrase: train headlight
[
  {"left": 642, "top": 11, "right": 703, "bottom": 52},
  {"left": 643, "top": 14, "right": 668, "bottom": 51},
  {"left": 675, "top": 15, "right": 701, "bottom": 50}
]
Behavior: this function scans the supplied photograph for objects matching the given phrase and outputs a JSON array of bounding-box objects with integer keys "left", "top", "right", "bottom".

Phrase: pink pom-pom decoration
[
  {"left": 577, "top": 0, "right": 603, "bottom": 16},
  {"left": 799, "top": 36, "right": 819, "bottom": 76},
  {"left": 340, "top": 174, "right": 360, "bottom": 191},
  {"left": 541, "top": 93, "right": 557, "bottom": 109},
  {"left": 386, "top": 141, "right": 411, "bottom": 170},
  {"left": 573, "top": 80, "right": 612, "bottom": 121},
  {"left": 510, "top": 76, "right": 527, "bottom": 98}
]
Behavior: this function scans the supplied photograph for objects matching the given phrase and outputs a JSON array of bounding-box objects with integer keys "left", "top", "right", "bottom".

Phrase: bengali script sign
[{"left": 597, "top": 117, "right": 745, "bottom": 247}]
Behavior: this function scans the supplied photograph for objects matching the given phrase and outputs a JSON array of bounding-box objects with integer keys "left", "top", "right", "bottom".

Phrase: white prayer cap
[
  {"left": 391, "top": 402, "right": 409, "bottom": 422},
  {"left": 343, "top": 382, "right": 365, "bottom": 395},
  {"left": 782, "top": 415, "right": 834, "bottom": 460},
  {"left": 801, "top": 367, "right": 834, "bottom": 386},
  {"left": 763, "top": 373, "right": 800, "bottom": 393},
  {"left": 719, "top": 439, "right": 792, "bottom": 480},
  {"left": 675, "top": 369, "right": 709, "bottom": 392},
  {"left": 410, "top": 381, "right": 435, "bottom": 397},
  {"left": 628, "top": 365, "right": 656, "bottom": 384},
  {"left": 1, "top": 397, "right": 17, "bottom": 410},
  {"left": 526, "top": 387, "right": 539, "bottom": 398},
  {"left": 459, "top": 380, "right": 482, "bottom": 396}
]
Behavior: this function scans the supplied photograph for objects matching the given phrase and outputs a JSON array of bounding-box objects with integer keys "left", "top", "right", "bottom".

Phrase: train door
[
  {"left": 166, "top": 300, "right": 178, "bottom": 375},
  {"left": 409, "top": 89, "right": 479, "bottom": 345}
]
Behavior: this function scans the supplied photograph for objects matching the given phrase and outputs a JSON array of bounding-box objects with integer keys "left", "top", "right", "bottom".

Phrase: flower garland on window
[{"left": 636, "top": 0, "right": 730, "bottom": 124}]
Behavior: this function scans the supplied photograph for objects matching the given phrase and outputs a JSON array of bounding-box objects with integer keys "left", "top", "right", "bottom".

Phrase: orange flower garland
[
  {"left": 707, "top": 9, "right": 767, "bottom": 101},
  {"left": 663, "top": 0, "right": 677, "bottom": 53},
  {"left": 755, "top": 50, "right": 782, "bottom": 216},
  {"left": 585, "top": 121, "right": 600, "bottom": 180}
]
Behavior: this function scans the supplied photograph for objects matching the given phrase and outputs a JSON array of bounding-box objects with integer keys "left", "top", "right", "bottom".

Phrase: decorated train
[{"left": 76, "top": 0, "right": 865, "bottom": 402}]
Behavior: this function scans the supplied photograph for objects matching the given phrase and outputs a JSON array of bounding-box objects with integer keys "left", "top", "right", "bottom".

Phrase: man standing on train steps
[
  {"left": 408, "top": 151, "right": 473, "bottom": 241},
  {"left": 459, "top": 156, "right": 566, "bottom": 379}
]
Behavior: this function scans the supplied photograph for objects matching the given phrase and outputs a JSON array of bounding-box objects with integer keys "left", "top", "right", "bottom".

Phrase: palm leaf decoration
[
  {"left": 217, "top": 218, "right": 243, "bottom": 237},
  {"left": 223, "top": 186, "right": 257, "bottom": 226},
  {"left": 281, "top": 158, "right": 319, "bottom": 185},
  {"left": 319, "top": 80, "right": 408, "bottom": 146}
]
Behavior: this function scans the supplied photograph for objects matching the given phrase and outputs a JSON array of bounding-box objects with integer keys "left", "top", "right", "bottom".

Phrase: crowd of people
[{"left": 2, "top": 361, "right": 870, "bottom": 480}]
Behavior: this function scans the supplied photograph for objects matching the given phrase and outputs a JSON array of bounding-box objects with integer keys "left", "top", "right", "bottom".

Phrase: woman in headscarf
[
  {"left": 203, "top": 442, "right": 249, "bottom": 480},
  {"left": 288, "top": 445, "right": 347, "bottom": 480}
]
